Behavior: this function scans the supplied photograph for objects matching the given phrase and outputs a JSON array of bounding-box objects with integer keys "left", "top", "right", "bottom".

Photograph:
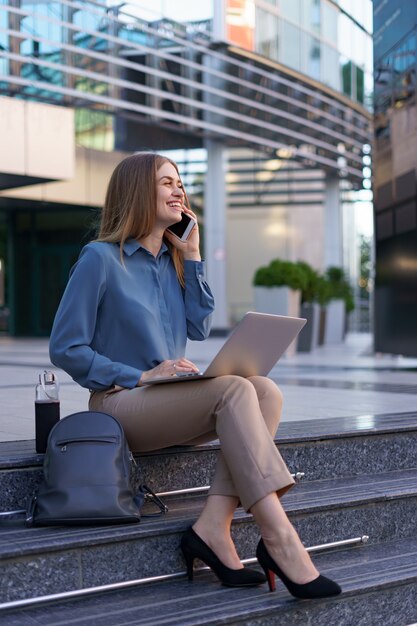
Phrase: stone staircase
[{"left": 0, "top": 411, "right": 417, "bottom": 625}]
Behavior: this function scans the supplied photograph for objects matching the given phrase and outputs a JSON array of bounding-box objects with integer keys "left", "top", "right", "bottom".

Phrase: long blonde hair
[{"left": 97, "top": 152, "right": 188, "bottom": 286}]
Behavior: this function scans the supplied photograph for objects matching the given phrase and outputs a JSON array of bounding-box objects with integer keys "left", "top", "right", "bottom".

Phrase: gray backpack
[{"left": 28, "top": 411, "right": 167, "bottom": 526}]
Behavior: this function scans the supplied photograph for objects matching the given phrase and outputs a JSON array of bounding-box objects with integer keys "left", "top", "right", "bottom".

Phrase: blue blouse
[{"left": 49, "top": 239, "right": 215, "bottom": 390}]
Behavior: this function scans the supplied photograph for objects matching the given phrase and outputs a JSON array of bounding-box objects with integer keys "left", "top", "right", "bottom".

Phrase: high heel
[
  {"left": 180, "top": 527, "right": 266, "bottom": 587},
  {"left": 256, "top": 539, "right": 342, "bottom": 599}
]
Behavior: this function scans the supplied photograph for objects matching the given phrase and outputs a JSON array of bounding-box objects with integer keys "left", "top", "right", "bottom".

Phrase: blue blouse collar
[{"left": 122, "top": 238, "right": 169, "bottom": 258}]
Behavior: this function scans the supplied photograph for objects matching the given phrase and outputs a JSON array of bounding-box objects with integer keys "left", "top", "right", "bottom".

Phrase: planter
[
  {"left": 318, "top": 307, "right": 326, "bottom": 345},
  {"left": 324, "top": 299, "right": 346, "bottom": 344},
  {"left": 254, "top": 286, "right": 301, "bottom": 356},
  {"left": 297, "top": 302, "right": 320, "bottom": 352},
  {"left": 254, "top": 286, "right": 301, "bottom": 318}
]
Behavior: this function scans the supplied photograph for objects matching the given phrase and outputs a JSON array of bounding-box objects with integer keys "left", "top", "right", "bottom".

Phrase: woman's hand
[
  {"left": 139, "top": 357, "right": 200, "bottom": 384},
  {"left": 164, "top": 207, "right": 201, "bottom": 261}
]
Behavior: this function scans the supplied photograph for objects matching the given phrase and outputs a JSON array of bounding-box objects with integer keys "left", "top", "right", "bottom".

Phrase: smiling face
[{"left": 155, "top": 161, "right": 185, "bottom": 229}]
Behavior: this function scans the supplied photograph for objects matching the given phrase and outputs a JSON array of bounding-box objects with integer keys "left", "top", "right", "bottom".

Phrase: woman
[{"left": 49, "top": 152, "right": 341, "bottom": 599}]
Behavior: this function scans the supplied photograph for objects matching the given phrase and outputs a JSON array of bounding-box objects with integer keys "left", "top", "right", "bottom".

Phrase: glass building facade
[
  {"left": 227, "top": 0, "right": 373, "bottom": 108},
  {"left": 0, "top": 0, "right": 372, "bottom": 334},
  {"left": 373, "top": 0, "right": 417, "bottom": 356}
]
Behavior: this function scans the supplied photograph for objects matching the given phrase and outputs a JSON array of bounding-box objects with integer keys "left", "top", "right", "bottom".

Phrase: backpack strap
[{"left": 140, "top": 484, "right": 169, "bottom": 516}]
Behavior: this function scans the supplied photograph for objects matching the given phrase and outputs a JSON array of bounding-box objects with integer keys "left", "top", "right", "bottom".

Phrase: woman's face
[{"left": 155, "top": 161, "right": 185, "bottom": 228}]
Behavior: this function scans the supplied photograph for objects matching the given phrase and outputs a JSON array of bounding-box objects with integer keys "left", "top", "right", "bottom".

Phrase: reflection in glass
[
  {"left": 0, "top": 5, "right": 6, "bottom": 50},
  {"left": 356, "top": 66, "right": 364, "bottom": 103},
  {"left": 302, "top": 0, "right": 320, "bottom": 35},
  {"left": 307, "top": 34, "right": 321, "bottom": 80},
  {"left": 351, "top": 23, "right": 366, "bottom": 66},
  {"left": 281, "top": 19, "right": 301, "bottom": 71},
  {"left": 107, "top": 1, "right": 200, "bottom": 24},
  {"left": 279, "top": 0, "right": 301, "bottom": 24},
  {"left": 255, "top": 8, "right": 278, "bottom": 60},
  {"left": 337, "top": 13, "right": 352, "bottom": 58},
  {"left": 322, "top": 1, "right": 338, "bottom": 45},
  {"left": 341, "top": 57, "right": 352, "bottom": 97},
  {"left": 321, "top": 42, "right": 340, "bottom": 91}
]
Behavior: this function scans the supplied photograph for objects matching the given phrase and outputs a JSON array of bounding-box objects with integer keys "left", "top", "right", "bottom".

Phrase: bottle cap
[{"left": 41, "top": 371, "right": 55, "bottom": 384}]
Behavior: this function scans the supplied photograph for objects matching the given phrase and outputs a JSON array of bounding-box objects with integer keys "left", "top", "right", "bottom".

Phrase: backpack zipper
[{"left": 56, "top": 436, "right": 119, "bottom": 452}]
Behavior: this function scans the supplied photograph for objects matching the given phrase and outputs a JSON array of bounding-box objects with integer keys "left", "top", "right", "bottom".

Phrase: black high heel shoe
[
  {"left": 256, "top": 539, "right": 342, "bottom": 599},
  {"left": 181, "top": 527, "right": 266, "bottom": 587}
]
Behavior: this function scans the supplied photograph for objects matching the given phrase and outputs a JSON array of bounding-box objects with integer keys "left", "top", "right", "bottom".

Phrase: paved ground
[{"left": 1, "top": 333, "right": 417, "bottom": 442}]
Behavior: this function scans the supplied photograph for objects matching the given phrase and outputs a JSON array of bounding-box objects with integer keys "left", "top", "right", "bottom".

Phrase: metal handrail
[
  {"left": 0, "top": 535, "right": 369, "bottom": 612},
  {"left": 0, "top": 472, "right": 306, "bottom": 517}
]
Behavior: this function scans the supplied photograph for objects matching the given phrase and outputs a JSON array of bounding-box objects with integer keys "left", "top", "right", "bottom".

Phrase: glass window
[
  {"left": 406, "top": 32, "right": 416, "bottom": 71},
  {"left": 279, "top": 0, "right": 301, "bottom": 25},
  {"left": 19, "top": 2, "right": 62, "bottom": 51},
  {"left": 115, "top": 1, "right": 162, "bottom": 24},
  {"left": 362, "top": 0, "right": 372, "bottom": 33},
  {"left": 393, "top": 41, "right": 406, "bottom": 74},
  {"left": 337, "top": 12, "right": 352, "bottom": 59},
  {"left": 301, "top": 0, "right": 320, "bottom": 35},
  {"left": 351, "top": 23, "right": 365, "bottom": 66},
  {"left": 338, "top": 0, "right": 352, "bottom": 15},
  {"left": 364, "top": 71, "right": 373, "bottom": 110},
  {"left": 321, "top": 42, "right": 340, "bottom": 91},
  {"left": 255, "top": 8, "right": 279, "bottom": 60},
  {"left": 280, "top": 18, "right": 300, "bottom": 70},
  {"left": 226, "top": 0, "right": 255, "bottom": 51},
  {"left": 302, "top": 33, "right": 320, "bottom": 79},
  {"left": 46, "top": 3, "right": 63, "bottom": 44},
  {"left": 0, "top": 4, "right": 7, "bottom": 53},
  {"left": 73, "top": 6, "right": 106, "bottom": 41},
  {"left": 350, "top": 0, "right": 364, "bottom": 29},
  {"left": 341, "top": 57, "right": 352, "bottom": 97},
  {"left": 364, "top": 36, "right": 373, "bottom": 74},
  {"left": 356, "top": 65, "right": 364, "bottom": 103},
  {"left": 322, "top": 1, "right": 338, "bottom": 45},
  {"left": 162, "top": 0, "right": 213, "bottom": 22},
  {"left": 342, "top": 0, "right": 372, "bottom": 32},
  {"left": 75, "top": 109, "right": 114, "bottom": 152}
]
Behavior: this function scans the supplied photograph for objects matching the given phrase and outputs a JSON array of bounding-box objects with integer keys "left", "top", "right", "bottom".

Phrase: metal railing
[{"left": 0, "top": 535, "right": 369, "bottom": 612}]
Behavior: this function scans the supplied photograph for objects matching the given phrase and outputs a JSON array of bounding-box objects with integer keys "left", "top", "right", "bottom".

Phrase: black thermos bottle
[{"left": 35, "top": 371, "right": 60, "bottom": 453}]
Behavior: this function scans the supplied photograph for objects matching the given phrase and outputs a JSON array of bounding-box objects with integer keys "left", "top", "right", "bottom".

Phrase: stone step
[
  {"left": 0, "top": 537, "right": 416, "bottom": 625},
  {"left": 1, "top": 411, "right": 416, "bottom": 511},
  {"left": 0, "top": 468, "right": 416, "bottom": 603}
]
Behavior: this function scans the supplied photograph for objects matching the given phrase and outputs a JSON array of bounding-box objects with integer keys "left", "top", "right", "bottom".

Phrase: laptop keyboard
[{"left": 175, "top": 371, "right": 203, "bottom": 378}]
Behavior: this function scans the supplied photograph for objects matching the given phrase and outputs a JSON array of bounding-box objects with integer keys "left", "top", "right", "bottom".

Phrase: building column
[
  {"left": 324, "top": 173, "right": 342, "bottom": 268},
  {"left": 204, "top": 1, "right": 228, "bottom": 329},
  {"left": 212, "top": 0, "right": 226, "bottom": 40},
  {"left": 204, "top": 139, "right": 229, "bottom": 330}
]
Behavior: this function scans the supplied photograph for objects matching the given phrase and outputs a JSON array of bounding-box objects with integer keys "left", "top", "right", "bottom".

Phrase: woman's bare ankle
[
  {"left": 262, "top": 531, "right": 319, "bottom": 584},
  {"left": 192, "top": 523, "right": 243, "bottom": 570}
]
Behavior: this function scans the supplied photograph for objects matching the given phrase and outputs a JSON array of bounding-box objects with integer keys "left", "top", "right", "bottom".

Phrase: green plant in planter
[
  {"left": 253, "top": 259, "right": 308, "bottom": 291},
  {"left": 253, "top": 265, "right": 278, "bottom": 287},
  {"left": 295, "top": 261, "right": 321, "bottom": 304},
  {"left": 316, "top": 276, "right": 332, "bottom": 307},
  {"left": 325, "top": 266, "right": 355, "bottom": 312}
]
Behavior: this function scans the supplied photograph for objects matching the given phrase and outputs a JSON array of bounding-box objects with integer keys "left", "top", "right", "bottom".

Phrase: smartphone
[{"left": 166, "top": 213, "right": 196, "bottom": 241}]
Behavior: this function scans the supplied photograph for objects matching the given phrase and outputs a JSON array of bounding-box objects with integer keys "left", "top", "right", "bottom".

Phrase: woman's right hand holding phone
[{"left": 164, "top": 208, "right": 201, "bottom": 261}]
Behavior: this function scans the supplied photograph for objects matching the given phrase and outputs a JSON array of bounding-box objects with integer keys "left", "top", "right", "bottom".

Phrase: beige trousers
[{"left": 89, "top": 375, "right": 294, "bottom": 511}]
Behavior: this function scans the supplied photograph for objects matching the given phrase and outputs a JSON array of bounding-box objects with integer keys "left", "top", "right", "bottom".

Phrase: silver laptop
[{"left": 143, "top": 311, "right": 306, "bottom": 385}]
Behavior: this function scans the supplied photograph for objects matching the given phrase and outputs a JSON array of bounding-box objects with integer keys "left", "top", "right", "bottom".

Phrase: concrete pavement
[{"left": 1, "top": 333, "right": 417, "bottom": 442}]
